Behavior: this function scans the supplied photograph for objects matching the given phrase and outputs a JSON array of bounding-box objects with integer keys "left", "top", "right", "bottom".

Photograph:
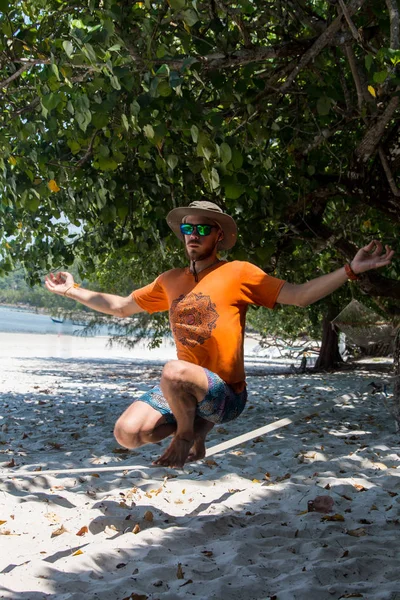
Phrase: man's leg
[
  {"left": 114, "top": 400, "right": 176, "bottom": 449},
  {"left": 153, "top": 360, "right": 211, "bottom": 468},
  {"left": 187, "top": 416, "right": 215, "bottom": 462}
]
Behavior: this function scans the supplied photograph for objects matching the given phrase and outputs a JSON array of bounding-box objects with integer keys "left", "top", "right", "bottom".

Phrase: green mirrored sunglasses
[{"left": 180, "top": 223, "right": 218, "bottom": 236}]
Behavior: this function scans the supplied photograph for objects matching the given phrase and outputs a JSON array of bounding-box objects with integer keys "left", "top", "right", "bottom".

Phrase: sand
[{"left": 0, "top": 332, "right": 399, "bottom": 600}]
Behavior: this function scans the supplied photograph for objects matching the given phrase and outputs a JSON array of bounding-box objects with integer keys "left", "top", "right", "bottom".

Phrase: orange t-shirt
[{"left": 132, "top": 261, "right": 285, "bottom": 391}]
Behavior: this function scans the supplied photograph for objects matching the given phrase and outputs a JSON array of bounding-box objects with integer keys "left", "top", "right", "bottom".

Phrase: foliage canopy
[{"left": 1, "top": 0, "right": 399, "bottom": 324}]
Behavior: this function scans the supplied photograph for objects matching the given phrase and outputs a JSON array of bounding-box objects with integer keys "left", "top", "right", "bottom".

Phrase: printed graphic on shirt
[{"left": 170, "top": 292, "right": 219, "bottom": 348}]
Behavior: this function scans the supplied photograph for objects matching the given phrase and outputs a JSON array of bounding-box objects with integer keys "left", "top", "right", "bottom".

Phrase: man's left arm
[{"left": 276, "top": 240, "right": 395, "bottom": 307}]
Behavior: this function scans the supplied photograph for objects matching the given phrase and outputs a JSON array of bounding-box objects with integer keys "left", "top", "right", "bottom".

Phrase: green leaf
[
  {"left": 75, "top": 107, "right": 92, "bottom": 132},
  {"left": 167, "top": 155, "right": 178, "bottom": 170},
  {"left": 373, "top": 70, "right": 388, "bottom": 84},
  {"left": 365, "top": 54, "right": 374, "bottom": 71},
  {"left": 231, "top": 148, "right": 243, "bottom": 170},
  {"left": 220, "top": 142, "right": 232, "bottom": 165},
  {"left": 183, "top": 9, "right": 198, "bottom": 26},
  {"left": 110, "top": 75, "right": 121, "bottom": 90},
  {"left": 210, "top": 167, "right": 220, "bottom": 190},
  {"left": 96, "top": 156, "right": 118, "bottom": 171},
  {"left": 156, "top": 45, "right": 167, "bottom": 59},
  {"left": 82, "top": 43, "right": 97, "bottom": 63},
  {"left": 316, "top": 96, "right": 332, "bottom": 116},
  {"left": 158, "top": 81, "right": 172, "bottom": 97},
  {"left": 307, "top": 165, "right": 316, "bottom": 176},
  {"left": 144, "top": 124, "right": 155, "bottom": 139},
  {"left": 41, "top": 93, "right": 61, "bottom": 113},
  {"left": 156, "top": 64, "right": 170, "bottom": 77},
  {"left": 169, "top": 0, "right": 185, "bottom": 9},
  {"left": 190, "top": 124, "right": 199, "bottom": 143},
  {"left": 224, "top": 182, "right": 245, "bottom": 199},
  {"left": 62, "top": 41, "right": 74, "bottom": 58},
  {"left": 130, "top": 100, "right": 140, "bottom": 116},
  {"left": 26, "top": 196, "right": 41, "bottom": 212},
  {"left": 122, "top": 113, "right": 129, "bottom": 131},
  {"left": 51, "top": 64, "right": 60, "bottom": 80},
  {"left": 67, "top": 140, "right": 81, "bottom": 154},
  {"left": 263, "top": 157, "right": 272, "bottom": 170}
]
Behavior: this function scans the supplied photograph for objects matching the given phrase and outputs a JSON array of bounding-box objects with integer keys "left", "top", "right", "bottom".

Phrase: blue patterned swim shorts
[{"left": 137, "top": 368, "right": 247, "bottom": 425}]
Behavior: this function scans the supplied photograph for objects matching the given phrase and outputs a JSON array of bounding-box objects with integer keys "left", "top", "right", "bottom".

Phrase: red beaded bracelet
[{"left": 344, "top": 263, "right": 360, "bottom": 281}]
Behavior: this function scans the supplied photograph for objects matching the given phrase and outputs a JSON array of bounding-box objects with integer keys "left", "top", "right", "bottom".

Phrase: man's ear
[{"left": 218, "top": 230, "right": 224, "bottom": 242}]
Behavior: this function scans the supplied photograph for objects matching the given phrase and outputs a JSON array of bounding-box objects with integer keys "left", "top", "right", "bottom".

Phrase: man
[{"left": 45, "top": 201, "right": 394, "bottom": 467}]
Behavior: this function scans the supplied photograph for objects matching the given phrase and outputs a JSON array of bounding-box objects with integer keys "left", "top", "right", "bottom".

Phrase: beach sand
[{"left": 0, "top": 332, "right": 399, "bottom": 600}]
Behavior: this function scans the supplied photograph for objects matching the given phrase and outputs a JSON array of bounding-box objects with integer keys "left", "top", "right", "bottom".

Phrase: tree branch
[
  {"left": 278, "top": 0, "right": 367, "bottom": 94},
  {"left": 75, "top": 130, "right": 100, "bottom": 168},
  {"left": 386, "top": 0, "right": 400, "bottom": 48},
  {"left": 338, "top": 0, "right": 362, "bottom": 42},
  {"left": 344, "top": 44, "right": 364, "bottom": 111},
  {"left": 0, "top": 63, "right": 31, "bottom": 89},
  {"left": 355, "top": 92, "right": 400, "bottom": 162},
  {"left": 378, "top": 146, "right": 400, "bottom": 196}
]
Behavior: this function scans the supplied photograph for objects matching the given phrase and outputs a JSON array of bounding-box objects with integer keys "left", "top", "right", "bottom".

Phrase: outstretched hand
[
  {"left": 44, "top": 271, "right": 74, "bottom": 296},
  {"left": 351, "top": 240, "right": 394, "bottom": 275}
]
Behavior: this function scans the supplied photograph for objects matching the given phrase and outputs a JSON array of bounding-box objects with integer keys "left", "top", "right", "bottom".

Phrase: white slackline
[{"left": 0, "top": 393, "right": 357, "bottom": 479}]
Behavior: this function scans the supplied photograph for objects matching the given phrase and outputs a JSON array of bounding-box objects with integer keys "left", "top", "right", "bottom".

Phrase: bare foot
[
  {"left": 186, "top": 418, "right": 214, "bottom": 463},
  {"left": 186, "top": 438, "right": 206, "bottom": 462},
  {"left": 153, "top": 436, "right": 193, "bottom": 468}
]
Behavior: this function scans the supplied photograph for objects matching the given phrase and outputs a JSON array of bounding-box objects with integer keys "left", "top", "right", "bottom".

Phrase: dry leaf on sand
[
  {"left": 76, "top": 526, "right": 88, "bottom": 537},
  {"left": 321, "top": 514, "right": 345, "bottom": 522},
  {"left": 51, "top": 524, "right": 68, "bottom": 538},
  {"left": 346, "top": 527, "right": 367, "bottom": 537},
  {"left": 176, "top": 563, "right": 184, "bottom": 579}
]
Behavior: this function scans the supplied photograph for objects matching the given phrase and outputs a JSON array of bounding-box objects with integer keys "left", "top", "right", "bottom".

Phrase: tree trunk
[
  {"left": 393, "top": 327, "right": 400, "bottom": 431},
  {"left": 314, "top": 303, "right": 343, "bottom": 371}
]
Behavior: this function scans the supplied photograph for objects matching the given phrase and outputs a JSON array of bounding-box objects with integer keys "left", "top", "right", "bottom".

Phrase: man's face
[{"left": 183, "top": 215, "right": 222, "bottom": 261}]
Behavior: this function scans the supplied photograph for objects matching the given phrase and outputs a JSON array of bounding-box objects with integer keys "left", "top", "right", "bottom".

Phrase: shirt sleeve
[
  {"left": 239, "top": 262, "right": 286, "bottom": 309},
  {"left": 132, "top": 275, "right": 169, "bottom": 314}
]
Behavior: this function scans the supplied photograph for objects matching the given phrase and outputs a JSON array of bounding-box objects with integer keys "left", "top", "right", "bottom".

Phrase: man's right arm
[{"left": 44, "top": 271, "right": 144, "bottom": 318}]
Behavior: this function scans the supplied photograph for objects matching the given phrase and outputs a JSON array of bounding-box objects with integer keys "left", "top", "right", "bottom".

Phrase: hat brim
[{"left": 167, "top": 207, "right": 237, "bottom": 250}]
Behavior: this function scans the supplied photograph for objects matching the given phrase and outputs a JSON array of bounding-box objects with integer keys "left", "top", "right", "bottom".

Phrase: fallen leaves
[
  {"left": 76, "top": 526, "right": 88, "bottom": 537},
  {"left": 144, "top": 511, "right": 153, "bottom": 522},
  {"left": 353, "top": 484, "right": 367, "bottom": 492},
  {"left": 346, "top": 527, "right": 367, "bottom": 537},
  {"left": 122, "top": 593, "right": 148, "bottom": 600},
  {"left": 72, "top": 549, "right": 84, "bottom": 556},
  {"left": 51, "top": 524, "right": 68, "bottom": 538},
  {"left": 176, "top": 563, "right": 184, "bottom": 579},
  {"left": 132, "top": 524, "right": 140, "bottom": 534},
  {"left": 321, "top": 514, "right": 345, "bottom": 522}
]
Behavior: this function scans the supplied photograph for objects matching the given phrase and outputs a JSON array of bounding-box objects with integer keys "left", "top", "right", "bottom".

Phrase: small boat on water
[{"left": 51, "top": 317, "right": 64, "bottom": 324}]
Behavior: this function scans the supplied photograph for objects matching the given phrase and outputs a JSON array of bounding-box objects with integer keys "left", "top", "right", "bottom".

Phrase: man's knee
[
  {"left": 113, "top": 416, "right": 143, "bottom": 449},
  {"left": 161, "top": 360, "right": 193, "bottom": 388}
]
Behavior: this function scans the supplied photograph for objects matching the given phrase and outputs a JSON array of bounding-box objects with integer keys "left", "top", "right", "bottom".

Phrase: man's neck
[{"left": 189, "top": 255, "right": 220, "bottom": 275}]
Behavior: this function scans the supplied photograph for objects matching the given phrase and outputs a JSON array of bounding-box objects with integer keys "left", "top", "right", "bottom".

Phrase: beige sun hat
[{"left": 166, "top": 200, "right": 237, "bottom": 250}]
